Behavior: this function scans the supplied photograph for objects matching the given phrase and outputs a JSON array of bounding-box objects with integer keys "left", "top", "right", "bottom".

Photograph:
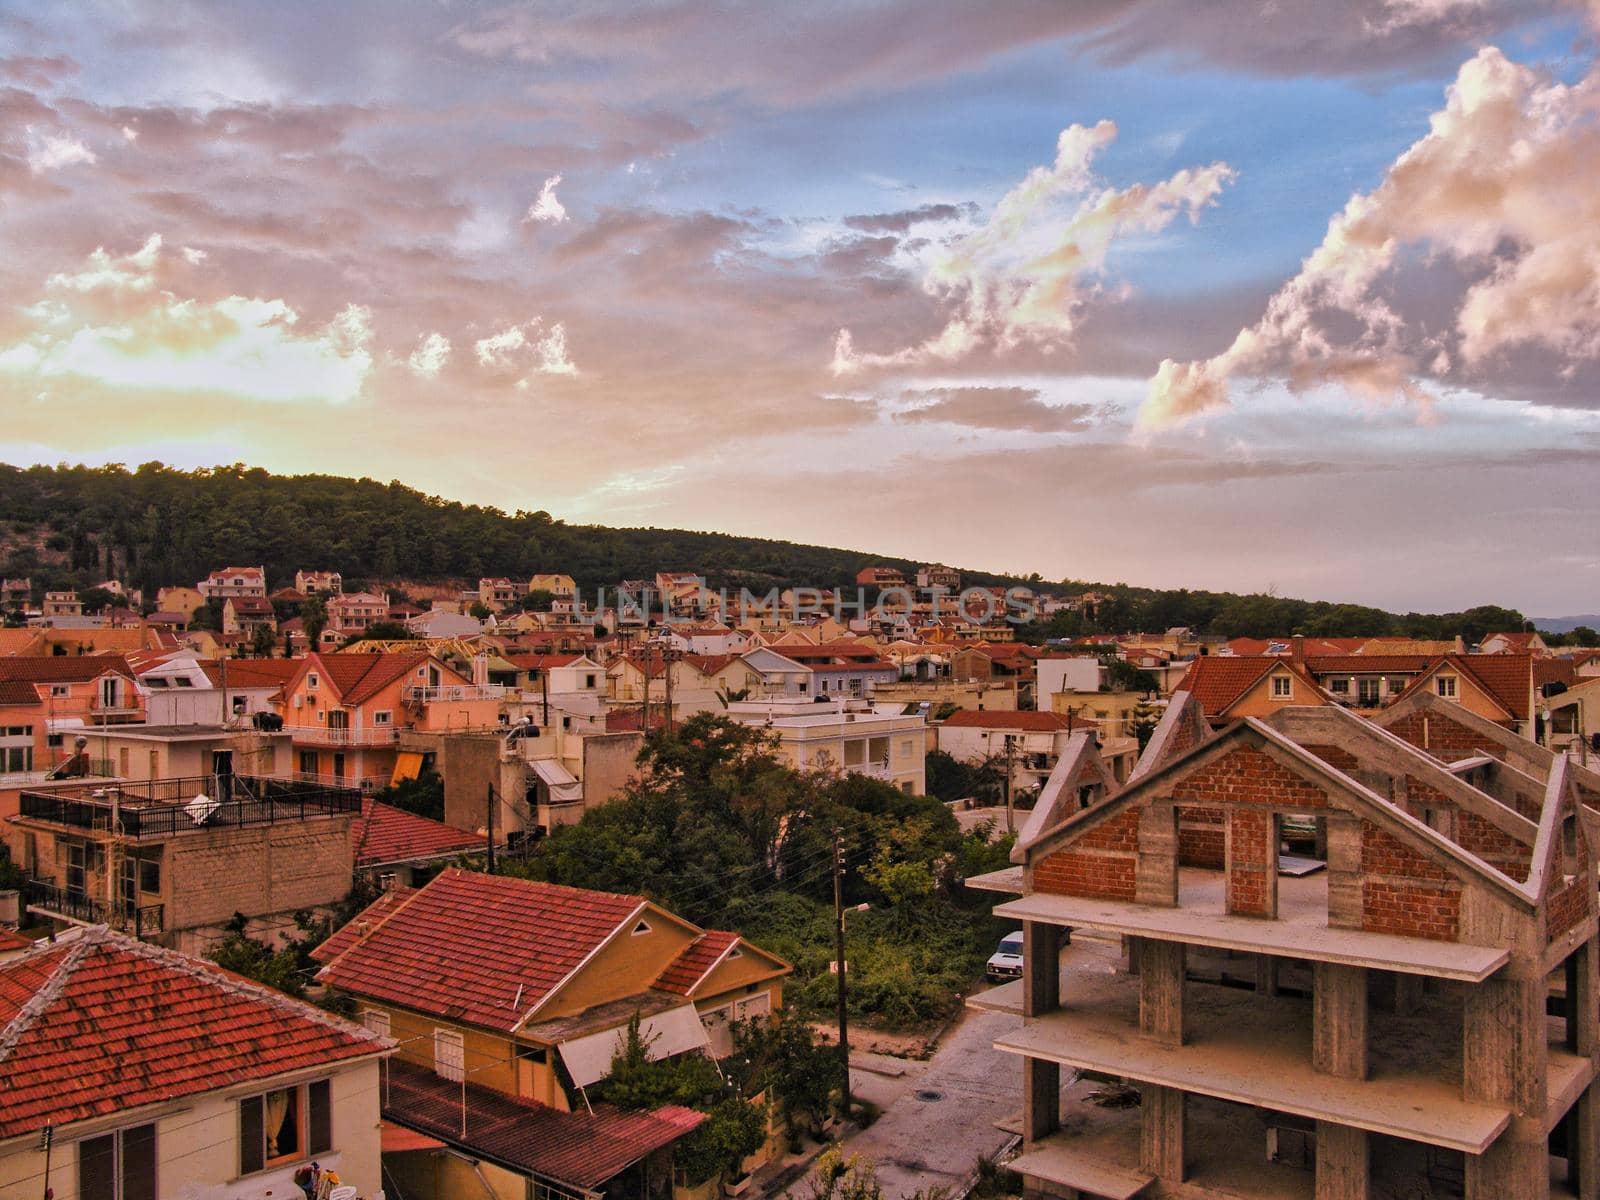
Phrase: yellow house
[
  {"left": 528, "top": 573, "right": 578, "bottom": 597},
  {"left": 313, "top": 868, "right": 789, "bottom": 1200}
]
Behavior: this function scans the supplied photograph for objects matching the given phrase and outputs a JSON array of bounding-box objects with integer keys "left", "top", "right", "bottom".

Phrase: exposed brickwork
[
  {"left": 1382, "top": 709, "right": 1506, "bottom": 764},
  {"left": 1079, "top": 808, "right": 1139, "bottom": 851},
  {"left": 1171, "top": 745, "right": 1331, "bottom": 810},
  {"left": 1033, "top": 848, "right": 1137, "bottom": 900},
  {"left": 1302, "top": 743, "right": 1359, "bottom": 773},
  {"left": 1547, "top": 876, "right": 1590, "bottom": 943},
  {"left": 1360, "top": 822, "right": 1453, "bottom": 882},
  {"left": 1358, "top": 820, "right": 1460, "bottom": 940},
  {"left": 1362, "top": 880, "right": 1460, "bottom": 941},
  {"left": 1178, "top": 805, "right": 1225, "bottom": 869},
  {"left": 1456, "top": 811, "right": 1532, "bottom": 879},
  {"left": 1227, "top": 808, "right": 1274, "bottom": 917}
]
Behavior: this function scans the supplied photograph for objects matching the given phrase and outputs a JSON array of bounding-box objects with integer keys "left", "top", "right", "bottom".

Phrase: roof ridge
[{"left": 0, "top": 932, "right": 97, "bottom": 1065}]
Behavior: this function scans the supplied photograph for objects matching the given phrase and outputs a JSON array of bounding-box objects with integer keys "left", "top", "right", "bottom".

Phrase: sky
[{"left": 2, "top": 1, "right": 1598, "bottom": 616}]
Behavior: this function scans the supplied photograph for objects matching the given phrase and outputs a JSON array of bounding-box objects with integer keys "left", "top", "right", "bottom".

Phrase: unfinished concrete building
[{"left": 971, "top": 690, "right": 1600, "bottom": 1199}]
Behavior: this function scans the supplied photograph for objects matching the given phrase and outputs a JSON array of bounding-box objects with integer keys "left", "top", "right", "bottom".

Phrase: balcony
[
  {"left": 16, "top": 774, "right": 363, "bottom": 840},
  {"left": 288, "top": 724, "right": 400, "bottom": 747},
  {"left": 402, "top": 684, "right": 507, "bottom": 703},
  {"left": 26, "top": 878, "right": 164, "bottom": 936}
]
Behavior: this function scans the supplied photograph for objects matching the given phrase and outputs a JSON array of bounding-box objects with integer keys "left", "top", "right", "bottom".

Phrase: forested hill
[{"left": 0, "top": 461, "right": 1536, "bottom": 641}]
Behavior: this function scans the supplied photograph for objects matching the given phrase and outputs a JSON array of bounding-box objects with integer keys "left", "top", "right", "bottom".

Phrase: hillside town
[{"left": 1, "top": 561, "right": 1598, "bottom": 1200}]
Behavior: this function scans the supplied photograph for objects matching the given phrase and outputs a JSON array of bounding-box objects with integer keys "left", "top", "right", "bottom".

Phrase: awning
[
  {"left": 47, "top": 718, "right": 87, "bottom": 732},
  {"left": 557, "top": 1003, "right": 711, "bottom": 1089},
  {"left": 381, "top": 1120, "right": 446, "bottom": 1153},
  {"left": 531, "top": 757, "right": 583, "bottom": 803},
  {"left": 390, "top": 751, "right": 425, "bottom": 787}
]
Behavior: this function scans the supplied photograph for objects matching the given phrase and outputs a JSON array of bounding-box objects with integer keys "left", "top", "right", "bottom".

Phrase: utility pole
[
  {"left": 641, "top": 643, "right": 651, "bottom": 734},
  {"left": 540, "top": 659, "right": 550, "bottom": 728},
  {"left": 832, "top": 829, "right": 850, "bottom": 1119},
  {"left": 39, "top": 1124, "right": 52, "bottom": 1200},
  {"left": 1003, "top": 734, "right": 1016, "bottom": 834},
  {"left": 485, "top": 784, "right": 496, "bottom": 874},
  {"left": 663, "top": 643, "right": 676, "bottom": 735}
]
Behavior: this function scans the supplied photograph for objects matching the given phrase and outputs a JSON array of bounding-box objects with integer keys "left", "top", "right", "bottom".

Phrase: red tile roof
[
  {"left": 0, "top": 926, "right": 387, "bottom": 1138},
  {"left": 1173, "top": 656, "right": 1280, "bottom": 715},
  {"left": 353, "top": 800, "right": 483, "bottom": 868},
  {"left": 384, "top": 1058, "right": 702, "bottom": 1190},
  {"left": 653, "top": 931, "right": 739, "bottom": 995},
  {"left": 312, "top": 887, "right": 417, "bottom": 963},
  {"left": 0, "top": 680, "right": 39, "bottom": 706},
  {"left": 0, "top": 928, "right": 33, "bottom": 953},
  {"left": 0, "top": 655, "right": 133, "bottom": 683},
  {"left": 304, "top": 651, "right": 435, "bottom": 704},
  {"left": 1304, "top": 655, "right": 1434, "bottom": 674},
  {"left": 1391, "top": 654, "right": 1533, "bottom": 721},
  {"left": 199, "top": 657, "right": 301, "bottom": 688},
  {"left": 941, "top": 710, "right": 1076, "bottom": 732},
  {"left": 1535, "top": 658, "right": 1578, "bottom": 689},
  {"left": 504, "top": 653, "right": 583, "bottom": 670},
  {"left": 314, "top": 869, "right": 647, "bottom": 1030}
]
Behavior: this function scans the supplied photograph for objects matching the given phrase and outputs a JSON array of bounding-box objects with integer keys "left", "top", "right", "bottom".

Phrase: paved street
[{"left": 833, "top": 1002, "right": 1022, "bottom": 1199}]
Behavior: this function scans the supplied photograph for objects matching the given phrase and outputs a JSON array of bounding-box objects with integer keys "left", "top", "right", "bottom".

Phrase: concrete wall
[
  {"left": 583, "top": 731, "right": 645, "bottom": 810},
  {"left": 441, "top": 735, "right": 504, "bottom": 833}
]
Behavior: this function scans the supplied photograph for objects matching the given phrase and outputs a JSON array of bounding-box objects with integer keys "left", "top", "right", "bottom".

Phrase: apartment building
[
  {"left": 197, "top": 565, "right": 267, "bottom": 600},
  {"left": 724, "top": 696, "right": 927, "bottom": 793},
  {"left": 970, "top": 692, "right": 1600, "bottom": 1198}
]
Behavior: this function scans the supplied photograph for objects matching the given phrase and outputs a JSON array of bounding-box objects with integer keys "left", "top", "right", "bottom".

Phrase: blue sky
[{"left": 1, "top": 0, "right": 1597, "bottom": 614}]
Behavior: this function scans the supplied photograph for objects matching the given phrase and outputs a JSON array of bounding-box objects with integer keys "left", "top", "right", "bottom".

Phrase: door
[{"left": 332, "top": 752, "right": 346, "bottom": 782}]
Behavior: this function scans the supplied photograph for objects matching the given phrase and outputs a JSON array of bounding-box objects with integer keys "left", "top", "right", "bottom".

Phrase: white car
[{"left": 985, "top": 931, "right": 1025, "bottom": 982}]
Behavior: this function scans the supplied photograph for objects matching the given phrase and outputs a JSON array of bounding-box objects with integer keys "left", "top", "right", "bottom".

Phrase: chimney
[
  {"left": 1290, "top": 635, "right": 1306, "bottom": 666},
  {"left": 1454, "top": 635, "right": 1466, "bottom": 655}
]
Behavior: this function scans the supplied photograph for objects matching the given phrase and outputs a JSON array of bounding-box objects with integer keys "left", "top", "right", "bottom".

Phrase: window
[
  {"left": 231, "top": 695, "right": 247, "bottom": 715},
  {"left": 1271, "top": 675, "right": 1292, "bottom": 698},
  {"left": 1436, "top": 675, "right": 1457, "bottom": 699},
  {"left": 362, "top": 1009, "right": 391, "bottom": 1038},
  {"left": 174, "top": 676, "right": 193, "bottom": 688},
  {"left": 138, "top": 859, "right": 160, "bottom": 895},
  {"left": 144, "top": 677, "right": 169, "bottom": 688},
  {"left": 1329, "top": 678, "right": 1350, "bottom": 694},
  {"left": 78, "top": 1122, "right": 156, "bottom": 1200},
  {"left": 239, "top": 1080, "right": 331, "bottom": 1175},
  {"left": 307, "top": 673, "right": 319, "bottom": 690},
  {"left": 434, "top": 1029, "right": 465, "bottom": 1081},
  {"left": 631, "top": 919, "right": 653, "bottom": 936},
  {"left": 373, "top": 710, "right": 392, "bottom": 725},
  {"left": 51, "top": 684, "right": 69, "bottom": 698}
]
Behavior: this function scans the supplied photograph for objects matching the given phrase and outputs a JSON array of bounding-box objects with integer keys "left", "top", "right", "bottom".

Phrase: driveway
[{"left": 832, "top": 1001, "right": 1022, "bottom": 1198}]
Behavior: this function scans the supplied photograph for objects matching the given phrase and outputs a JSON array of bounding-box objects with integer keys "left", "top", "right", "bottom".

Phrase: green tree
[
  {"left": 249, "top": 623, "right": 277, "bottom": 658},
  {"left": 521, "top": 588, "right": 556, "bottom": 612},
  {"left": 1130, "top": 697, "right": 1162, "bottom": 750},
  {"left": 77, "top": 586, "right": 119, "bottom": 614}
]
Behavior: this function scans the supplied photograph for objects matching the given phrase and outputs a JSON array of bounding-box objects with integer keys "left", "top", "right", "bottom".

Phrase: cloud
[
  {"left": 834, "top": 121, "right": 1233, "bottom": 373},
  {"left": 1140, "top": 45, "right": 1600, "bottom": 431},
  {"left": 893, "top": 386, "right": 1094, "bottom": 432},
  {"left": 524, "top": 173, "right": 568, "bottom": 224},
  {"left": 26, "top": 128, "right": 95, "bottom": 173},
  {"left": 0, "top": 235, "right": 373, "bottom": 404},
  {"left": 842, "top": 203, "right": 972, "bottom": 235},
  {"left": 408, "top": 331, "right": 451, "bottom": 378},
  {"left": 474, "top": 318, "right": 577, "bottom": 380}
]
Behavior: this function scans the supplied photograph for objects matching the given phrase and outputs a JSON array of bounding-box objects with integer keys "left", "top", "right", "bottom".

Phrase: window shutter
[
  {"left": 77, "top": 1133, "right": 116, "bottom": 1200},
  {"left": 121, "top": 1123, "right": 157, "bottom": 1200},
  {"left": 308, "top": 1079, "right": 333, "bottom": 1154},
  {"left": 239, "top": 1095, "right": 264, "bottom": 1175}
]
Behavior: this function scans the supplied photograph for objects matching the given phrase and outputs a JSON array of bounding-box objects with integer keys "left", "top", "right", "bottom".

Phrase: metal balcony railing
[
  {"left": 401, "top": 684, "right": 507, "bottom": 703},
  {"left": 26, "top": 878, "right": 164, "bottom": 936},
  {"left": 287, "top": 725, "right": 400, "bottom": 747},
  {"left": 17, "top": 774, "right": 363, "bottom": 840}
]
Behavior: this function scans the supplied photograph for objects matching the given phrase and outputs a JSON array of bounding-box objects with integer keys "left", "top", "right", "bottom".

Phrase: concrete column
[
  {"left": 1314, "top": 1122, "right": 1369, "bottom": 1200},
  {"left": 1570, "top": 1085, "right": 1600, "bottom": 1200},
  {"left": 1313, "top": 962, "right": 1367, "bottom": 1080},
  {"left": 1463, "top": 973, "right": 1548, "bottom": 1200},
  {"left": 1139, "top": 1084, "right": 1184, "bottom": 1180},
  {"left": 1567, "top": 940, "right": 1598, "bottom": 1057},
  {"left": 1135, "top": 802, "right": 1178, "bottom": 906},
  {"left": 1022, "top": 1056, "right": 1060, "bottom": 1144},
  {"left": 1136, "top": 937, "right": 1185, "bottom": 1047},
  {"left": 1023, "top": 921, "right": 1059, "bottom": 1017},
  {"left": 1325, "top": 813, "right": 1363, "bottom": 930},
  {"left": 1392, "top": 972, "right": 1423, "bottom": 1017},
  {"left": 1255, "top": 954, "right": 1279, "bottom": 997}
]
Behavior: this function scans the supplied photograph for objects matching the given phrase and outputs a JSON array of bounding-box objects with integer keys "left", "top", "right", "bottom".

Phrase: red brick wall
[
  {"left": 1178, "top": 805, "right": 1225, "bottom": 868},
  {"left": 1034, "top": 809, "right": 1139, "bottom": 901},
  {"left": 1359, "top": 821, "right": 1460, "bottom": 940},
  {"left": 1170, "top": 745, "right": 1331, "bottom": 810},
  {"left": 1455, "top": 811, "right": 1532, "bottom": 879},
  {"left": 1302, "top": 743, "right": 1359, "bottom": 773},
  {"left": 1548, "top": 876, "right": 1590, "bottom": 943},
  {"left": 1227, "top": 808, "right": 1275, "bottom": 916},
  {"left": 1383, "top": 709, "right": 1506, "bottom": 764}
]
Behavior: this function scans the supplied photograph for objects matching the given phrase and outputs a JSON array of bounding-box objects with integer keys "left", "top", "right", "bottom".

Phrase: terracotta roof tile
[
  {"left": 653, "top": 931, "right": 739, "bottom": 995},
  {"left": 352, "top": 800, "right": 483, "bottom": 868},
  {"left": 1174, "top": 657, "right": 1279, "bottom": 715},
  {"left": 0, "top": 927, "right": 387, "bottom": 1138},
  {"left": 0, "top": 655, "right": 133, "bottom": 683},
  {"left": 314, "top": 869, "right": 645, "bottom": 1030}
]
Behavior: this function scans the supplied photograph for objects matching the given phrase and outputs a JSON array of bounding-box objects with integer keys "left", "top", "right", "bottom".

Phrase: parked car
[{"left": 986, "top": 930, "right": 1025, "bottom": 982}]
